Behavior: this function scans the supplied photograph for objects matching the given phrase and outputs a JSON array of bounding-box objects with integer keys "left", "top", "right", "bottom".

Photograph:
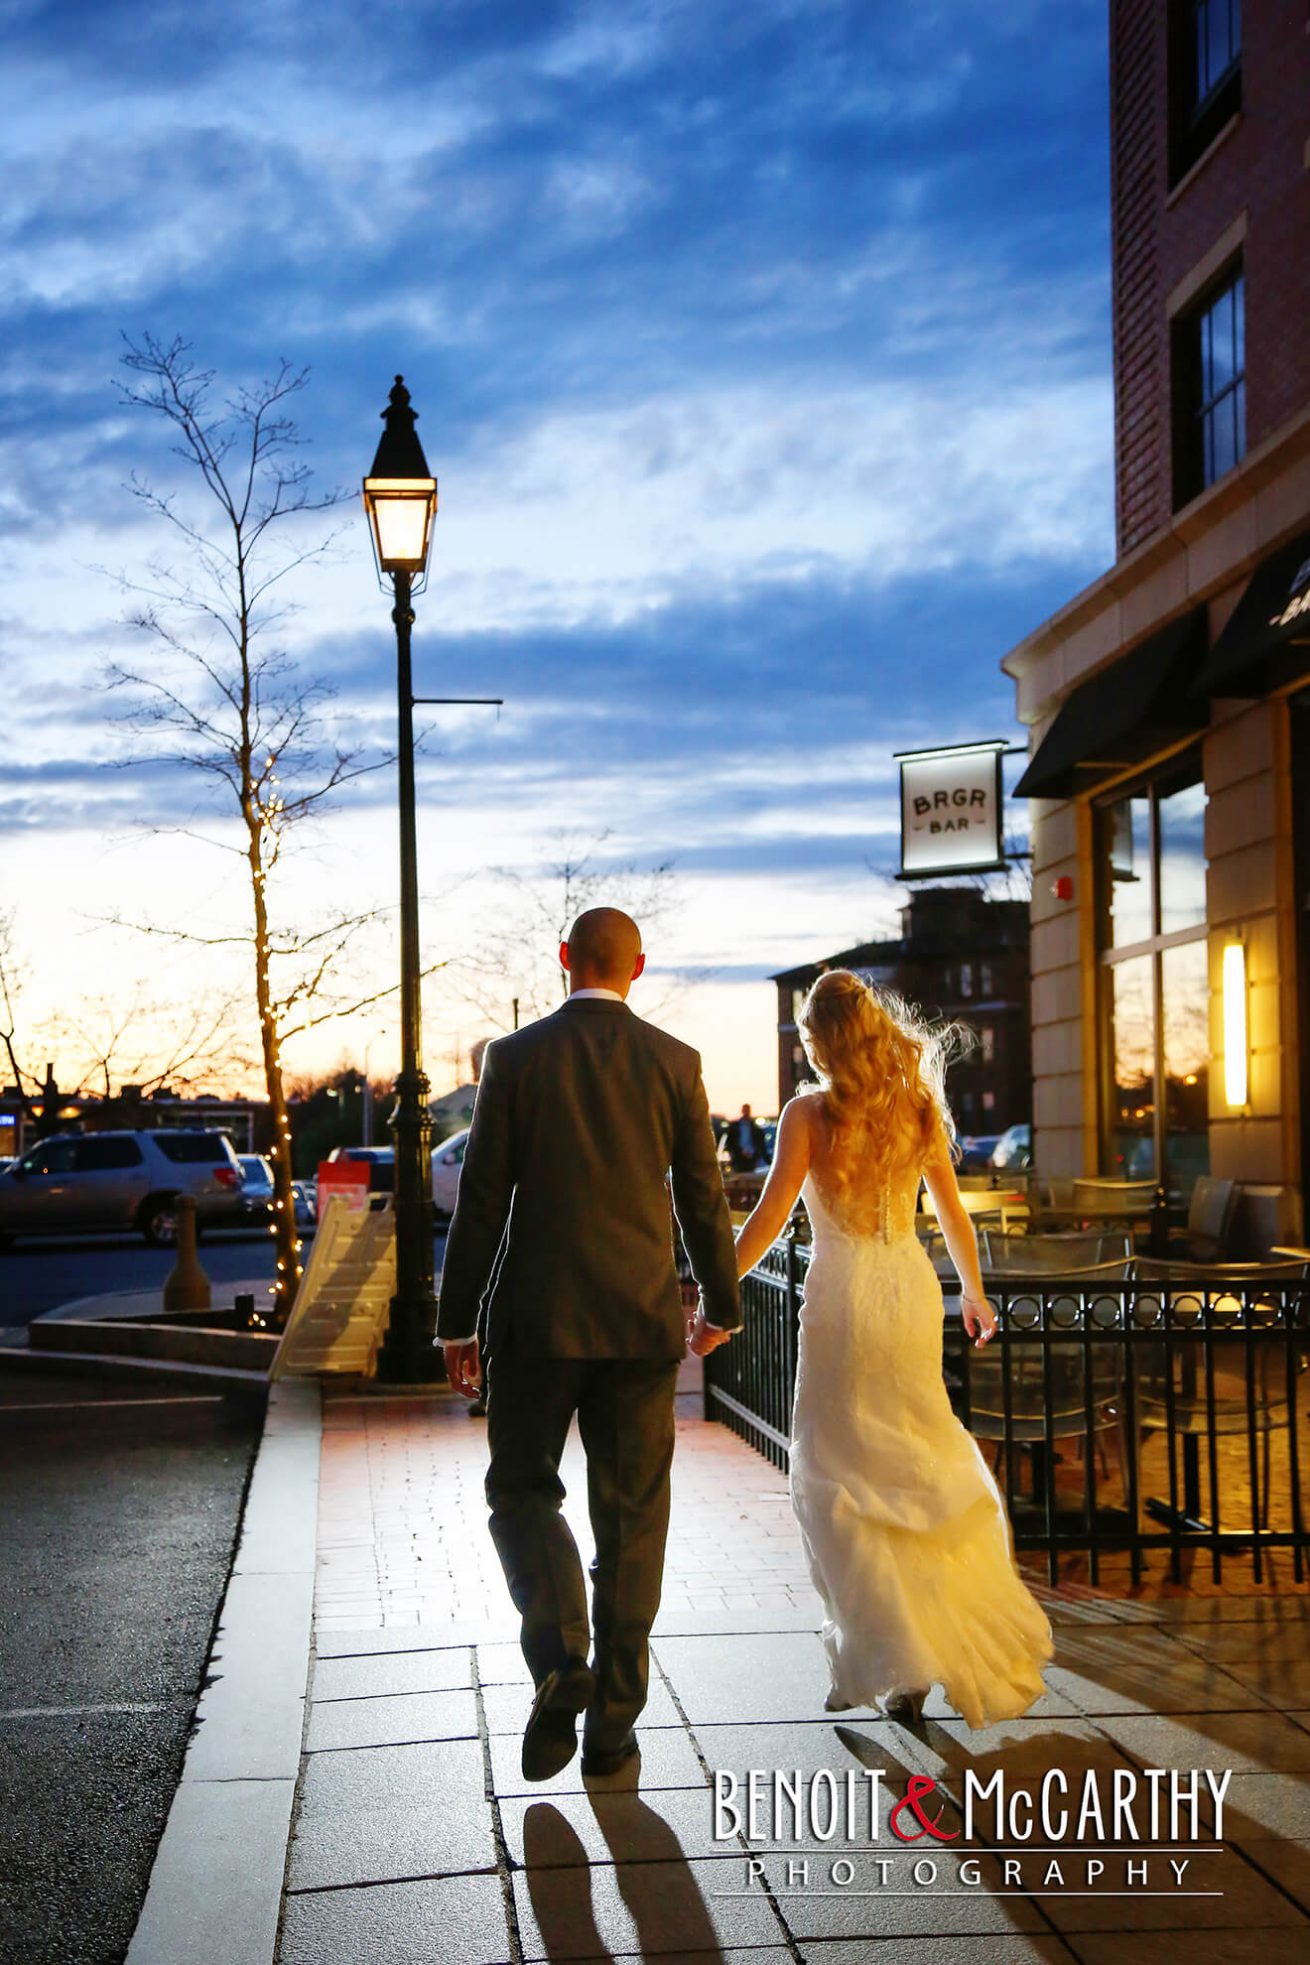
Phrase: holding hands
[{"left": 960, "top": 1292, "right": 997, "bottom": 1347}]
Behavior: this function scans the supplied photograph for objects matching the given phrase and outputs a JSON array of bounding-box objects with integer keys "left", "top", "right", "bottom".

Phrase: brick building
[
  {"left": 1002, "top": 2, "right": 1310, "bottom": 1245},
  {"left": 771, "top": 889, "right": 1031, "bottom": 1136}
]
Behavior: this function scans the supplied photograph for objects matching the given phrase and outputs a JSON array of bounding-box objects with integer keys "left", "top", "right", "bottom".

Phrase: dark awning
[
  {"left": 1012, "top": 607, "right": 1208, "bottom": 800},
  {"left": 1191, "top": 524, "right": 1310, "bottom": 699}
]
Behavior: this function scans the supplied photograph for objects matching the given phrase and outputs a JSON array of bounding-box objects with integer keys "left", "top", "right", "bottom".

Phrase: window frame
[
  {"left": 1168, "top": 0, "right": 1242, "bottom": 185},
  {"left": 1095, "top": 752, "right": 1210, "bottom": 1196},
  {"left": 1172, "top": 259, "right": 1246, "bottom": 509}
]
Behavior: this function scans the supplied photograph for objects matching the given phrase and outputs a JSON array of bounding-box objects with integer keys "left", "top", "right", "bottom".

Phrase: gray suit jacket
[{"left": 435, "top": 997, "right": 742, "bottom": 1358}]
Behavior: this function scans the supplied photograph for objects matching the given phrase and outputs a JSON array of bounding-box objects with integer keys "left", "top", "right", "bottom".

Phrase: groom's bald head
[{"left": 561, "top": 907, "right": 645, "bottom": 993}]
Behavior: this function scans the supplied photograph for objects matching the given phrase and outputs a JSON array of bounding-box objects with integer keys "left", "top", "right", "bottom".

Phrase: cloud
[{"left": 3, "top": 0, "right": 1108, "bottom": 1093}]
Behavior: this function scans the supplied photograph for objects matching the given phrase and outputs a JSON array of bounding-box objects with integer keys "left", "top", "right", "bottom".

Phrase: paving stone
[
  {"left": 488, "top": 1721, "right": 707, "bottom": 1799},
  {"left": 288, "top": 1737, "right": 492, "bottom": 1889},
  {"left": 653, "top": 1629, "right": 835, "bottom": 1723},
  {"left": 278, "top": 1870, "right": 509, "bottom": 1964},
  {"left": 1066, "top": 1934, "right": 1307, "bottom": 1964},
  {"left": 1231, "top": 1836, "right": 1310, "bottom": 1915},
  {"left": 1093, "top": 1708, "right": 1310, "bottom": 1779},
  {"left": 901, "top": 1715, "right": 1145, "bottom": 1801},
  {"left": 311, "top": 1647, "right": 473, "bottom": 1702},
  {"left": 801, "top": 1940, "right": 1079, "bottom": 1963},
  {"left": 1047, "top": 1629, "right": 1267, "bottom": 1715},
  {"left": 1218, "top": 1773, "right": 1310, "bottom": 1841},
  {"left": 1216, "top": 1659, "right": 1310, "bottom": 1707},
  {"left": 1172, "top": 1623, "right": 1310, "bottom": 1665},
  {"left": 304, "top": 1687, "right": 478, "bottom": 1753},
  {"left": 476, "top": 1640, "right": 533, "bottom": 1687},
  {"left": 313, "top": 1626, "right": 484, "bottom": 1658},
  {"left": 481, "top": 1672, "right": 681, "bottom": 1736},
  {"left": 512, "top": 1851, "right": 786, "bottom": 1958},
  {"left": 1033, "top": 1840, "right": 1307, "bottom": 1932},
  {"left": 498, "top": 1787, "right": 728, "bottom": 1868},
  {"left": 756, "top": 1848, "right": 1046, "bottom": 1940}
]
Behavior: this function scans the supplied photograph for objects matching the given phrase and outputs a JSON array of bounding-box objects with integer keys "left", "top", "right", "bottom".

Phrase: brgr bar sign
[{"left": 896, "top": 741, "right": 1007, "bottom": 880}]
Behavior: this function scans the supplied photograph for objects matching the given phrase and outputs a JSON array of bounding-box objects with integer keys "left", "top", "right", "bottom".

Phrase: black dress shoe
[
  {"left": 580, "top": 1731, "right": 640, "bottom": 1778},
  {"left": 521, "top": 1660, "right": 597, "bottom": 1782}
]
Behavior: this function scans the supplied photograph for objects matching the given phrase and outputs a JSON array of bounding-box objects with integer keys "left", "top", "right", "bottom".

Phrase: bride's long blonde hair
[{"left": 797, "top": 970, "right": 965, "bottom": 1229}]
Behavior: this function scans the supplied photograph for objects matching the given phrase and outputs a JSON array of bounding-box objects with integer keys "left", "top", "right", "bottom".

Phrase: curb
[{"left": 125, "top": 1375, "right": 322, "bottom": 1965}]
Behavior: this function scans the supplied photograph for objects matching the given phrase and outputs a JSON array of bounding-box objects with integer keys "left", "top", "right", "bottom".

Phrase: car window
[
  {"left": 20, "top": 1140, "right": 78, "bottom": 1175},
  {"left": 153, "top": 1133, "right": 231, "bottom": 1164},
  {"left": 74, "top": 1137, "right": 145, "bottom": 1172}
]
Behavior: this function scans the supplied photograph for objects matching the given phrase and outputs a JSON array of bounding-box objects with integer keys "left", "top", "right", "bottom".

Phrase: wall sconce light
[{"left": 1222, "top": 940, "right": 1248, "bottom": 1108}]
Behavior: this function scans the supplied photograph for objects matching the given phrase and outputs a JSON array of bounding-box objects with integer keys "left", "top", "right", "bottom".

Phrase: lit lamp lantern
[
  {"left": 362, "top": 376, "right": 438, "bottom": 581},
  {"left": 1222, "top": 940, "right": 1248, "bottom": 1108}
]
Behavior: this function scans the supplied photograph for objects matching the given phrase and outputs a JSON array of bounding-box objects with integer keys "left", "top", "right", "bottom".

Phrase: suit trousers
[{"left": 484, "top": 1344, "right": 680, "bottom": 1751}]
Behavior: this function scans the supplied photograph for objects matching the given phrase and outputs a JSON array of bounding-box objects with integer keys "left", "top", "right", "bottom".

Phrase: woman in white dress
[{"left": 716, "top": 969, "right": 1053, "bottom": 1730}]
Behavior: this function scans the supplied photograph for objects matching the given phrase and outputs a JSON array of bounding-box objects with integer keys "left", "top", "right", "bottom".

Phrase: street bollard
[{"left": 163, "top": 1195, "right": 212, "bottom": 1313}]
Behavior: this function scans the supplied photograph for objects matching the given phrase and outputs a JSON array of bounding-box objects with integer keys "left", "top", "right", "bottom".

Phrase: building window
[
  {"left": 959, "top": 962, "right": 974, "bottom": 998},
  {"left": 1097, "top": 760, "right": 1210, "bottom": 1196},
  {"left": 1169, "top": 0, "right": 1241, "bottom": 182},
  {"left": 1193, "top": 0, "right": 1240, "bottom": 106},
  {"left": 980, "top": 963, "right": 994, "bottom": 996},
  {"left": 981, "top": 1026, "right": 996, "bottom": 1064},
  {"left": 1173, "top": 264, "right": 1245, "bottom": 507}
]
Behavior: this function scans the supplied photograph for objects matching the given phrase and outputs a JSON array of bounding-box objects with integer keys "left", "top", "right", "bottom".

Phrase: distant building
[
  {"left": 772, "top": 889, "right": 1032, "bottom": 1136},
  {"left": 1001, "top": 4, "right": 1310, "bottom": 1242},
  {"left": 0, "top": 1086, "right": 268, "bottom": 1156}
]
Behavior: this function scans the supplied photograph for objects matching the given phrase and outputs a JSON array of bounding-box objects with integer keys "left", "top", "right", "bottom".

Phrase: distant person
[
  {"left": 724, "top": 1102, "right": 765, "bottom": 1174},
  {"left": 710, "top": 970, "right": 1053, "bottom": 1731},
  {"left": 437, "top": 906, "right": 741, "bottom": 1781}
]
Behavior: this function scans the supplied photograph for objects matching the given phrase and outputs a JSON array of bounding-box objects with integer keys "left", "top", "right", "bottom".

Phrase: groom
[{"left": 438, "top": 907, "right": 742, "bottom": 1779}]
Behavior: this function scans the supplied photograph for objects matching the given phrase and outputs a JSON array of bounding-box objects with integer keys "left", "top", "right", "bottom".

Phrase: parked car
[
  {"left": 237, "top": 1153, "right": 276, "bottom": 1221},
  {"left": 432, "top": 1128, "right": 468, "bottom": 1219},
  {"left": 958, "top": 1133, "right": 1003, "bottom": 1172},
  {"left": 0, "top": 1129, "right": 246, "bottom": 1247},
  {"left": 990, "top": 1123, "right": 1032, "bottom": 1172},
  {"left": 291, "top": 1180, "right": 317, "bottom": 1232},
  {"left": 323, "top": 1144, "right": 395, "bottom": 1193}
]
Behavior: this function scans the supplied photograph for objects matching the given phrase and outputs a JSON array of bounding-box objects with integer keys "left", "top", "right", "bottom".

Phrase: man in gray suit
[{"left": 438, "top": 907, "right": 742, "bottom": 1780}]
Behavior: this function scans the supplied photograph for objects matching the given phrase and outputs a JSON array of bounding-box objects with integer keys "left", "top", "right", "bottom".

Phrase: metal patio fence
[{"left": 700, "top": 1224, "right": 1310, "bottom": 1587}]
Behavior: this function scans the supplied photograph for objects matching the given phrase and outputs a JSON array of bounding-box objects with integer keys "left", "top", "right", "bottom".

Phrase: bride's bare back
[{"left": 802, "top": 1089, "right": 928, "bottom": 1242}]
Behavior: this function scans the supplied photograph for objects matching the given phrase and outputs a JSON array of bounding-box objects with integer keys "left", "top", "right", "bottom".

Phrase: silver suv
[{"left": 0, "top": 1129, "right": 247, "bottom": 1247}]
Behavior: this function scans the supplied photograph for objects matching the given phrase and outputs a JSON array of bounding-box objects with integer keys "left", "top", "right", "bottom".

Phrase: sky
[{"left": 1, "top": 0, "right": 1115, "bottom": 1113}]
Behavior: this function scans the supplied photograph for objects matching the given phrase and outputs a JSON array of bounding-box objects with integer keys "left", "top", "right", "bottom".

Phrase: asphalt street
[
  {"left": 0, "top": 1368, "right": 264, "bottom": 1965},
  {"left": 0, "top": 1230, "right": 281, "bottom": 1328}
]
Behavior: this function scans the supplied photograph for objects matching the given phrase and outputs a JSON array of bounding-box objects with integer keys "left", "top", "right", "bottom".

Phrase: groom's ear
[
  {"left": 559, "top": 940, "right": 571, "bottom": 973},
  {"left": 631, "top": 951, "right": 646, "bottom": 980}
]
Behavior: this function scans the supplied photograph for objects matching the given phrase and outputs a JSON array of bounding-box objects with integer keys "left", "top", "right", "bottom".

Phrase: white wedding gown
[{"left": 789, "top": 1169, "right": 1054, "bottom": 1730}]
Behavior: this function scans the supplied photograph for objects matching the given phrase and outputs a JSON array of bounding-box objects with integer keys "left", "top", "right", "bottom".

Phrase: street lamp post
[{"left": 363, "top": 377, "right": 440, "bottom": 1383}]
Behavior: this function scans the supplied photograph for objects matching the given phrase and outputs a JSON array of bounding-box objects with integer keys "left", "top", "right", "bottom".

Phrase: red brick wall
[{"left": 1111, "top": 0, "right": 1310, "bottom": 556}]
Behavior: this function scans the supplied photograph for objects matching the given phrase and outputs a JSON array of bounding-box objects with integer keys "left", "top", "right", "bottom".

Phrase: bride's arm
[
  {"left": 732, "top": 1096, "right": 812, "bottom": 1279},
  {"left": 921, "top": 1126, "right": 997, "bottom": 1347}
]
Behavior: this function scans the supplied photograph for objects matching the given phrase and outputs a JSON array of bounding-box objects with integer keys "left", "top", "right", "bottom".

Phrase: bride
[{"left": 705, "top": 969, "right": 1053, "bottom": 1730}]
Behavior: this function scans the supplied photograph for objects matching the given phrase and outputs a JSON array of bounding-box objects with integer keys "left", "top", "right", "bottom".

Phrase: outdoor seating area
[{"left": 712, "top": 1195, "right": 1310, "bottom": 1594}]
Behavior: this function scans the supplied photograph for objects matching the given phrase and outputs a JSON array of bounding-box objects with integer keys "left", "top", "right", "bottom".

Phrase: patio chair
[
  {"left": 1125, "top": 1256, "right": 1310, "bottom": 1530},
  {"left": 960, "top": 1251, "right": 1136, "bottom": 1496},
  {"left": 1070, "top": 1177, "right": 1157, "bottom": 1221},
  {"left": 1158, "top": 1176, "right": 1239, "bottom": 1262}
]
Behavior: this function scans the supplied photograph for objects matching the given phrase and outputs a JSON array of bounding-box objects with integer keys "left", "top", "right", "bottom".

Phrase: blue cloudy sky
[{"left": 2, "top": 0, "right": 1112, "bottom": 1106}]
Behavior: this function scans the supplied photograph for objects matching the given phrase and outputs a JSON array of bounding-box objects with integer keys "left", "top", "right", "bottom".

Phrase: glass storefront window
[
  {"left": 1099, "top": 756, "right": 1209, "bottom": 1196},
  {"left": 1162, "top": 938, "right": 1211, "bottom": 1185},
  {"left": 1108, "top": 954, "right": 1156, "bottom": 1179},
  {"left": 1158, "top": 777, "right": 1208, "bottom": 934},
  {"left": 1106, "top": 795, "right": 1153, "bottom": 947}
]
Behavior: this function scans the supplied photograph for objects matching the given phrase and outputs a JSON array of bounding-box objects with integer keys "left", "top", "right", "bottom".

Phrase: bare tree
[
  {"left": 453, "top": 829, "right": 687, "bottom": 1031},
  {"left": 103, "top": 333, "right": 395, "bottom": 1318},
  {"left": 0, "top": 912, "right": 40, "bottom": 1125}
]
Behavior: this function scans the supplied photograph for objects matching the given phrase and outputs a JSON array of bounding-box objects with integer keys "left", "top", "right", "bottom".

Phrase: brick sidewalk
[{"left": 276, "top": 1375, "right": 1310, "bottom": 1963}]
